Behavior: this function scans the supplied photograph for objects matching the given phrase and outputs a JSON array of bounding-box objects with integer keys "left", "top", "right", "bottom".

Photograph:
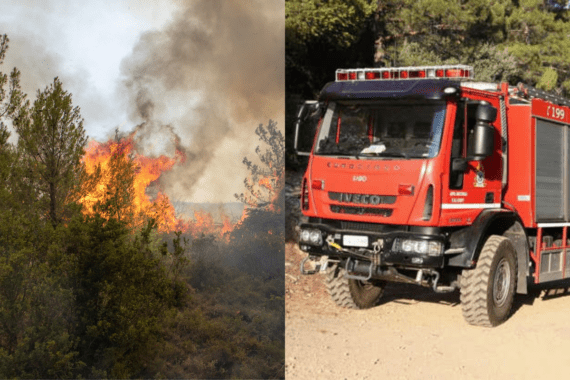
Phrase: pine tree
[
  {"left": 286, "top": 0, "right": 570, "bottom": 97},
  {"left": 13, "top": 77, "right": 87, "bottom": 226},
  {"left": 0, "top": 34, "right": 26, "bottom": 144},
  {"left": 0, "top": 34, "right": 26, "bottom": 200},
  {"left": 286, "top": 0, "right": 377, "bottom": 97},
  {"left": 375, "top": 0, "right": 570, "bottom": 93}
]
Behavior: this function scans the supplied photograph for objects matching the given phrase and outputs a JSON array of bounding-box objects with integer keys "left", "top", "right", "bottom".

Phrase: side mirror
[
  {"left": 471, "top": 103, "right": 497, "bottom": 161},
  {"left": 294, "top": 101, "right": 322, "bottom": 156},
  {"left": 476, "top": 103, "right": 497, "bottom": 123}
]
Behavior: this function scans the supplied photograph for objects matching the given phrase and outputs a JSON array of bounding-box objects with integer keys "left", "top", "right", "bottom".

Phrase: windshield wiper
[
  {"left": 318, "top": 151, "right": 410, "bottom": 159},
  {"left": 354, "top": 151, "right": 410, "bottom": 160},
  {"left": 377, "top": 152, "right": 409, "bottom": 159},
  {"left": 355, "top": 151, "right": 378, "bottom": 160}
]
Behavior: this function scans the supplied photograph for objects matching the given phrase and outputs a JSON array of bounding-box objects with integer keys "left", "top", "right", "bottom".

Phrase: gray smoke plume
[
  {"left": 0, "top": 2, "right": 128, "bottom": 142},
  {"left": 120, "top": 0, "right": 284, "bottom": 202}
]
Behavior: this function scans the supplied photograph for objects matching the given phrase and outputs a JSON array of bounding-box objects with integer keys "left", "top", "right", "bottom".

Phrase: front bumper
[{"left": 298, "top": 221, "right": 446, "bottom": 269}]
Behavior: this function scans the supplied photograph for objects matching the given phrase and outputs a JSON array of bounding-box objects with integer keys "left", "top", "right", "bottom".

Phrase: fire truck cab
[{"left": 294, "top": 65, "right": 570, "bottom": 327}]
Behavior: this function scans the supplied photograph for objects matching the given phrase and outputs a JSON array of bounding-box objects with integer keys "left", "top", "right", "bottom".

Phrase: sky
[{"left": 0, "top": 0, "right": 284, "bottom": 203}]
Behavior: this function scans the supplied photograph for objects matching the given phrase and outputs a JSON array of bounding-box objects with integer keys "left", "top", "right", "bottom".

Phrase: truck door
[{"left": 446, "top": 101, "right": 502, "bottom": 223}]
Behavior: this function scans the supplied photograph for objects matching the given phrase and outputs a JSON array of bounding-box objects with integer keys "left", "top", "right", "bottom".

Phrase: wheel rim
[{"left": 493, "top": 258, "right": 511, "bottom": 307}]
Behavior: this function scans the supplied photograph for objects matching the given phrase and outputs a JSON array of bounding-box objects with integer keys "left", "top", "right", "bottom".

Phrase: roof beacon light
[{"left": 335, "top": 65, "right": 473, "bottom": 82}]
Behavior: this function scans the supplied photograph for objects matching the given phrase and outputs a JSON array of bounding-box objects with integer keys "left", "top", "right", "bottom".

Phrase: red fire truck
[{"left": 294, "top": 64, "right": 570, "bottom": 326}]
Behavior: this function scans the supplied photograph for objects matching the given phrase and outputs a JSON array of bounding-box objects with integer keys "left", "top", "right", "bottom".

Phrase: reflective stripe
[
  {"left": 537, "top": 222, "right": 570, "bottom": 227},
  {"left": 441, "top": 203, "right": 501, "bottom": 210}
]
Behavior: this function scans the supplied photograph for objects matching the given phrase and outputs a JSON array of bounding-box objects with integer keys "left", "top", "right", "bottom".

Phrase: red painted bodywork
[
  {"left": 502, "top": 100, "right": 533, "bottom": 227},
  {"left": 439, "top": 87, "right": 503, "bottom": 228},
  {"left": 303, "top": 98, "right": 456, "bottom": 227},
  {"left": 303, "top": 83, "right": 570, "bottom": 230},
  {"left": 307, "top": 156, "right": 442, "bottom": 225},
  {"left": 502, "top": 98, "right": 570, "bottom": 228},
  {"left": 303, "top": 87, "right": 506, "bottom": 229},
  {"left": 301, "top": 78, "right": 570, "bottom": 284}
]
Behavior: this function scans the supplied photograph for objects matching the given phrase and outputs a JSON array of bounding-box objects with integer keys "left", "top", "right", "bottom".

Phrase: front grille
[
  {"left": 341, "top": 221, "right": 388, "bottom": 232},
  {"left": 330, "top": 205, "right": 393, "bottom": 217}
]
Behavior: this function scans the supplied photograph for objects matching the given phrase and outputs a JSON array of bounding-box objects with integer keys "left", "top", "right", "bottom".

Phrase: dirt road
[{"left": 286, "top": 243, "right": 570, "bottom": 380}]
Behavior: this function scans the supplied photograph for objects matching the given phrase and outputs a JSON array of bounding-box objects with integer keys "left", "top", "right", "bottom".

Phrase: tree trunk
[{"left": 49, "top": 181, "right": 57, "bottom": 226}]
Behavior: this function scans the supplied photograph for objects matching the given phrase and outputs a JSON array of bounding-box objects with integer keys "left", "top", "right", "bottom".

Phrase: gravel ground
[{"left": 286, "top": 241, "right": 570, "bottom": 380}]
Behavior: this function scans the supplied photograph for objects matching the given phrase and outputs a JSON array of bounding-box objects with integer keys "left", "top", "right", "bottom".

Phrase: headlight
[
  {"left": 402, "top": 239, "right": 414, "bottom": 252},
  {"left": 309, "top": 230, "right": 321, "bottom": 244},
  {"left": 393, "top": 238, "right": 443, "bottom": 256},
  {"left": 416, "top": 240, "right": 428, "bottom": 254},
  {"left": 299, "top": 228, "right": 323, "bottom": 246},
  {"left": 428, "top": 241, "right": 443, "bottom": 255}
]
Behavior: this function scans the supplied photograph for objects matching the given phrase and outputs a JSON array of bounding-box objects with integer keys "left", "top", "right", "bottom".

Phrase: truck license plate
[{"left": 343, "top": 235, "right": 368, "bottom": 247}]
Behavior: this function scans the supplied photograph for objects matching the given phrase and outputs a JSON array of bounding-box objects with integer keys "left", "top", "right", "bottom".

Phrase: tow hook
[
  {"left": 430, "top": 270, "right": 457, "bottom": 293},
  {"left": 300, "top": 255, "right": 329, "bottom": 275},
  {"left": 326, "top": 235, "right": 343, "bottom": 252}
]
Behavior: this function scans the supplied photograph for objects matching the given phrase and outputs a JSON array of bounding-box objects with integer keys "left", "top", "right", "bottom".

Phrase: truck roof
[{"left": 319, "top": 79, "right": 461, "bottom": 101}]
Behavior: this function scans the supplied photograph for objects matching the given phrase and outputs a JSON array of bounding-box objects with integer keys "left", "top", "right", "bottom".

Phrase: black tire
[
  {"left": 325, "top": 264, "right": 386, "bottom": 309},
  {"left": 460, "top": 235, "right": 517, "bottom": 327}
]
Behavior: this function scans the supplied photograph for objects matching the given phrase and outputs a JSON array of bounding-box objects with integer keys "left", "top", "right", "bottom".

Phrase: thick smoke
[
  {"left": 120, "top": 0, "right": 284, "bottom": 202},
  {"left": 0, "top": 1, "right": 133, "bottom": 142}
]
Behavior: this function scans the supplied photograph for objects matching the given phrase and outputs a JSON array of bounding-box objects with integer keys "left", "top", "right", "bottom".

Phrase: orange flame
[
  {"left": 79, "top": 135, "right": 187, "bottom": 233},
  {"left": 258, "top": 176, "right": 274, "bottom": 191},
  {"left": 78, "top": 133, "right": 257, "bottom": 239}
]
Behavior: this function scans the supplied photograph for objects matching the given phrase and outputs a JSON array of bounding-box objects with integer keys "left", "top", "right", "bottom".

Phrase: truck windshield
[{"left": 315, "top": 100, "right": 447, "bottom": 159}]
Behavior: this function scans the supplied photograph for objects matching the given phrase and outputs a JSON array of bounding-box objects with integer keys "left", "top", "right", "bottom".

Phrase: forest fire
[
  {"left": 79, "top": 134, "right": 186, "bottom": 232},
  {"left": 191, "top": 209, "right": 241, "bottom": 241},
  {"left": 245, "top": 171, "right": 282, "bottom": 213},
  {"left": 78, "top": 133, "right": 246, "bottom": 238}
]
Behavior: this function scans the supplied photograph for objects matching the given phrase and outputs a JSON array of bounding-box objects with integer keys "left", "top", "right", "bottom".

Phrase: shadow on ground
[
  {"left": 374, "top": 278, "right": 570, "bottom": 320},
  {"left": 375, "top": 283, "right": 460, "bottom": 308}
]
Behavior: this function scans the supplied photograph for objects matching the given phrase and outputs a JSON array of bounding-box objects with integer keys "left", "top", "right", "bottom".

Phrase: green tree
[
  {"left": 375, "top": 0, "right": 570, "bottom": 93},
  {"left": 286, "top": 0, "right": 570, "bottom": 99},
  {"left": 67, "top": 215, "right": 185, "bottom": 378},
  {"left": 286, "top": 0, "right": 377, "bottom": 49},
  {"left": 0, "top": 36, "right": 83, "bottom": 378},
  {"left": 0, "top": 216, "right": 84, "bottom": 378},
  {"left": 0, "top": 34, "right": 26, "bottom": 143},
  {"left": 69, "top": 142, "right": 187, "bottom": 376},
  {"left": 14, "top": 77, "right": 87, "bottom": 226},
  {"left": 374, "top": 0, "right": 519, "bottom": 79},
  {"left": 286, "top": 0, "right": 377, "bottom": 97},
  {"left": 0, "top": 34, "right": 26, "bottom": 202},
  {"left": 504, "top": 0, "right": 570, "bottom": 93}
]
